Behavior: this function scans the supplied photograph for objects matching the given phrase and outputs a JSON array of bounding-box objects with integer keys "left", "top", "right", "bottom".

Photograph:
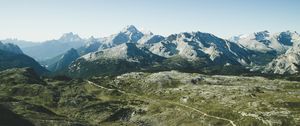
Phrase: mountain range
[
  {"left": 2, "top": 25, "right": 300, "bottom": 77},
  {"left": 1, "top": 25, "right": 300, "bottom": 125}
]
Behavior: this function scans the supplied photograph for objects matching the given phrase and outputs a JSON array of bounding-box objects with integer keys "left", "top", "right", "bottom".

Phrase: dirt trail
[{"left": 86, "top": 80, "right": 237, "bottom": 126}]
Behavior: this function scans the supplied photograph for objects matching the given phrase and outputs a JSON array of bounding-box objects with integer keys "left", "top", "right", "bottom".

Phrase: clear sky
[{"left": 0, "top": 0, "right": 299, "bottom": 41}]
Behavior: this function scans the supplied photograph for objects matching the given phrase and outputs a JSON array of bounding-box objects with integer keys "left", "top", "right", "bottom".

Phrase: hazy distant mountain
[
  {"left": 47, "top": 48, "right": 80, "bottom": 72},
  {"left": 77, "top": 25, "right": 161, "bottom": 56},
  {"left": 22, "top": 32, "right": 85, "bottom": 61},
  {"left": 0, "top": 43, "right": 47, "bottom": 74},
  {"left": 1, "top": 38, "right": 39, "bottom": 48},
  {"left": 0, "top": 41, "right": 23, "bottom": 54},
  {"left": 77, "top": 36, "right": 102, "bottom": 55}
]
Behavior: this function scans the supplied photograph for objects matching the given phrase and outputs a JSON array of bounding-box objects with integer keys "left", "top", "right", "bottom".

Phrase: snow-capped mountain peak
[
  {"left": 231, "top": 31, "right": 296, "bottom": 53},
  {"left": 59, "top": 32, "right": 82, "bottom": 42},
  {"left": 121, "top": 25, "right": 140, "bottom": 33},
  {"left": 102, "top": 25, "right": 144, "bottom": 47},
  {"left": 149, "top": 31, "right": 251, "bottom": 65}
]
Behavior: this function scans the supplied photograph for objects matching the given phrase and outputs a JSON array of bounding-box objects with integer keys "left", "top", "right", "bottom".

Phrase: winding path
[{"left": 86, "top": 80, "right": 237, "bottom": 126}]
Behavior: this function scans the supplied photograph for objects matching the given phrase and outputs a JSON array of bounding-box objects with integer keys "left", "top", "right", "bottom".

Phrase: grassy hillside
[{"left": 0, "top": 68, "right": 299, "bottom": 125}]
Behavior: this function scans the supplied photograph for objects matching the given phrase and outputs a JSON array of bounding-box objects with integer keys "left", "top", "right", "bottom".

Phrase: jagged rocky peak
[
  {"left": 167, "top": 31, "right": 221, "bottom": 44},
  {"left": 264, "top": 33, "right": 300, "bottom": 74},
  {"left": 103, "top": 25, "right": 145, "bottom": 46},
  {"left": 121, "top": 25, "right": 140, "bottom": 34},
  {"left": 0, "top": 41, "right": 23, "bottom": 54},
  {"left": 231, "top": 30, "right": 298, "bottom": 53},
  {"left": 138, "top": 34, "right": 165, "bottom": 45},
  {"left": 119, "top": 25, "right": 144, "bottom": 42},
  {"left": 264, "top": 53, "right": 300, "bottom": 74},
  {"left": 59, "top": 32, "right": 82, "bottom": 42},
  {"left": 254, "top": 30, "right": 270, "bottom": 41},
  {"left": 149, "top": 31, "right": 250, "bottom": 65}
]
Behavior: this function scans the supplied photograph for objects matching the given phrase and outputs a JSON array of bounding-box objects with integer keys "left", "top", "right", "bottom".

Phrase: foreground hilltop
[{"left": 0, "top": 68, "right": 299, "bottom": 125}]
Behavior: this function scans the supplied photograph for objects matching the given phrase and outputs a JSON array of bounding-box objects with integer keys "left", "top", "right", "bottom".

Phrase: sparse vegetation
[{"left": 0, "top": 68, "right": 299, "bottom": 125}]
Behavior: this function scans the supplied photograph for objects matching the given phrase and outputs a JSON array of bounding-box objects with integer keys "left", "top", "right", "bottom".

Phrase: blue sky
[{"left": 0, "top": 0, "right": 299, "bottom": 41}]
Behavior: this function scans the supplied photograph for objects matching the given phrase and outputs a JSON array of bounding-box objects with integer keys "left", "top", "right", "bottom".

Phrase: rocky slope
[
  {"left": 101, "top": 25, "right": 145, "bottom": 47},
  {"left": 68, "top": 43, "right": 165, "bottom": 77},
  {"left": 265, "top": 34, "right": 300, "bottom": 74},
  {"left": 231, "top": 31, "right": 296, "bottom": 53},
  {"left": 1, "top": 38, "right": 39, "bottom": 48},
  {"left": 47, "top": 48, "right": 80, "bottom": 72},
  {"left": 149, "top": 32, "right": 251, "bottom": 65}
]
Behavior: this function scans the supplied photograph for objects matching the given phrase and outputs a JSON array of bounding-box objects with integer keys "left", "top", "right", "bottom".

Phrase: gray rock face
[
  {"left": 231, "top": 31, "right": 298, "bottom": 54},
  {"left": 265, "top": 34, "right": 300, "bottom": 74},
  {"left": 148, "top": 32, "right": 251, "bottom": 65},
  {"left": 82, "top": 43, "right": 164, "bottom": 63}
]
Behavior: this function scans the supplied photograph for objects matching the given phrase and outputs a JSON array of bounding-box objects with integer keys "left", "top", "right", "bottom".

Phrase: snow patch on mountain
[
  {"left": 148, "top": 32, "right": 251, "bottom": 65},
  {"left": 264, "top": 33, "right": 300, "bottom": 74},
  {"left": 138, "top": 34, "right": 164, "bottom": 45},
  {"left": 82, "top": 43, "right": 163, "bottom": 62},
  {"left": 231, "top": 31, "right": 297, "bottom": 54}
]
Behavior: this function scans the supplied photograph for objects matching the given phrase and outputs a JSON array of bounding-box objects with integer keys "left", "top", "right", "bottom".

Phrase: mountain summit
[
  {"left": 102, "top": 25, "right": 144, "bottom": 47},
  {"left": 121, "top": 25, "right": 140, "bottom": 33},
  {"left": 59, "top": 32, "right": 83, "bottom": 42}
]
